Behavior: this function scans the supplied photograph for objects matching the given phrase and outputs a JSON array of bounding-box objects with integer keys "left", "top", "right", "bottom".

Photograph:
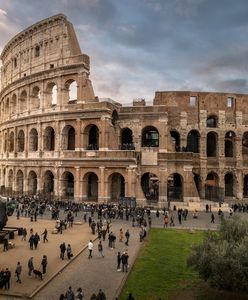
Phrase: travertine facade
[{"left": 0, "top": 14, "right": 248, "bottom": 207}]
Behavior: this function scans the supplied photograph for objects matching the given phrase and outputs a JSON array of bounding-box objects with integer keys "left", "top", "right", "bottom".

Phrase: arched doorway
[
  {"left": 225, "top": 131, "right": 235, "bottom": 157},
  {"left": 167, "top": 173, "right": 183, "bottom": 201},
  {"left": 109, "top": 173, "right": 125, "bottom": 202},
  {"left": 17, "top": 130, "right": 25, "bottom": 152},
  {"left": 187, "top": 130, "right": 199, "bottom": 153},
  {"left": 16, "top": 170, "right": 24, "bottom": 195},
  {"left": 29, "top": 128, "right": 38, "bottom": 151},
  {"left": 225, "top": 173, "right": 234, "bottom": 197},
  {"left": 142, "top": 126, "right": 159, "bottom": 147},
  {"left": 43, "top": 171, "right": 54, "bottom": 194},
  {"left": 85, "top": 125, "right": 99, "bottom": 150},
  {"left": 141, "top": 172, "right": 159, "bottom": 202},
  {"left": 28, "top": 171, "right": 37, "bottom": 195},
  {"left": 61, "top": 172, "right": 74, "bottom": 198},
  {"left": 207, "top": 132, "right": 217, "bottom": 157},
  {"left": 44, "top": 127, "right": 55, "bottom": 151},
  {"left": 62, "top": 125, "right": 75, "bottom": 150},
  {"left": 84, "top": 172, "right": 98, "bottom": 201},
  {"left": 121, "top": 128, "right": 134, "bottom": 150}
]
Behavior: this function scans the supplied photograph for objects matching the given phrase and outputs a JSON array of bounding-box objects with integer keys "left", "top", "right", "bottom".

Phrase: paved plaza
[{"left": 0, "top": 207, "right": 246, "bottom": 299}]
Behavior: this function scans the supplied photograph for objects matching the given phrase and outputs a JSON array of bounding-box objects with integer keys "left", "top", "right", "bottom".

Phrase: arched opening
[
  {"left": 225, "top": 173, "right": 234, "bottom": 197},
  {"left": 167, "top": 173, "right": 183, "bottom": 201},
  {"left": 19, "top": 90, "right": 27, "bottom": 113},
  {"left": 112, "top": 110, "right": 118, "bottom": 126},
  {"left": 193, "top": 173, "right": 201, "bottom": 197},
  {"left": 43, "top": 171, "right": 54, "bottom": 194},
  {"left": 17, "top": 130, "right": 25, "bottom": 152},
  {"left": 242, "top": 132, "right": 248, "bottom": 160},
  {"left": 84, "top": 172, "right": 98, "bottom": 201},
  {"left": 34, "top": 45, "right": 40, "bottom": 57},
  {"left": 44, "top": 127, "right": 55, "bottom": 151},
  {"left": 170, "top": 130, "right": 180, "bottom": 151},
  {"left": 142, "top": 126, "right": 159, "bottom": 147},
  {"left": 67, "top": 80, "right": 77, "bottom": 102},
  {"left": 187, "top": 130, "right": 199, "bottom": 153},
  {"left": 121, "top": 128, "right": 134, "bottom": 150},
  {"left": 141, "top": 172, "right": 159, "bottom": 202},
  {"left": 109, "top": 173, "right": 125, "bottom": 202},
  {"left": 61, "top": 171, "right": 74, "bottom": 198},
  {"left": 4, "top": 133, "right": 7, "bottom": 153},
  {"left": 5, "top": 98, "right": 9, "bottom": 119},
  {"left": 207, "top": 132, "right": 217, "bottom": 157},
  {"left": 29, "top": 128, "right": 38, "bottom": 151},
  {"left": 31, "top": 86, "right": 41, "bottom": 110},
  {"left": 9, "top": 132, "right": 14, "bottom": 152},
  {"left": 8, "top": 169, "right": 14, "bottom": 194},
  {"left": 225, "top": 131, "right": 235, "bottom": 157},
  {"left": 10, "top": 94, "right": 17, "bottom": 116},
  {"left": 86, "top": 124, "right": 99, "bottom": 150},
  {"left": 46, "top": 83, "right": 57, "bottom": 107},
  {"left": 16, "top": 170, "right": 24, "bottom": 195},
  {"left": 206, "top": 115, "right": 218, "bottom": 128},
  {"left": 205, "top": 172, "right": 221, "bottom": 201},
  {"left": 243, "top": 175, "right": 248, "bottom": 197},
  {"left": 28, "top": 171, "right": 37, "bottom": 195},
  {"left": 62, "top": 125, "right": 75, "bottom": 150}
]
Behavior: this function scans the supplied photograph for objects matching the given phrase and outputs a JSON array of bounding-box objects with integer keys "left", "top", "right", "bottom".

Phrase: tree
[{"left": 187, "top": 216, "right": 248, "bottom": 291}]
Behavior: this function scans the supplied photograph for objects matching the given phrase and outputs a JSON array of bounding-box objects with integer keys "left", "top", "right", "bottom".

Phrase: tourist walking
[
  {"left": 98, "top": 241, "right": 104, "bottom": 258},
  {"left": 15, "top": 262, "right": 22, "bottom": 283},
  {"left": 121, "top": 252, "right": 129, "bottom": 272},
  {"left": 60, "top": 242, "right": 66, "bottom": 260},
  {"left": 88, "top": 240, "right": 93, "bottom": 259},
  {"left": 96, "top": 289, "right": 106, "bottom": 300},
  {"left": 22, "top": 227, "right": 27, "bottom": 241},
  {"left": 117, "top": 251, "right": 121, "bottom": 271},
  {"left": 33, "top": 232, "right": 40, "bottom": 249},
  {"left": 65, "top": 286, "right": 75, "bottom": 300},
  {"left": 41, "top": 255, "right": 47, "bottom": 274},
  {"left": 211, "top": 213, "right": 215, "bottom": 223},
  {"left": 125, "top": 229, "right": 130, "bottom": 246},
  {"left": 41, "top": 228, "right": 48, "bottom": 243},
  {"left": 119, "top": 228, "right": 124, "bottom": 242},
  {"left": 4, "top": 268, "right": 11, "bottom": 290},
  {"left": 28, "top": 257, "right": 34, "bottom": 277},
  {"left": 75, "top": 287, "right": 84, "bottom": 300},
  {"left": 67, "top": 244, "right": 73, "bottom": 260}
]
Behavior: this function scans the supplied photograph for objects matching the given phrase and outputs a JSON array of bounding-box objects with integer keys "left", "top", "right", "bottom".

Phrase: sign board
[{"left": 141, "top": 151, "right": 157, "bottom": 165}]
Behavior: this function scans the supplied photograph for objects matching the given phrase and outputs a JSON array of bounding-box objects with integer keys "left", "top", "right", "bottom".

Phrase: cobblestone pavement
[{"left": 1, "top": 208, "right": 248, "bottom": 300}]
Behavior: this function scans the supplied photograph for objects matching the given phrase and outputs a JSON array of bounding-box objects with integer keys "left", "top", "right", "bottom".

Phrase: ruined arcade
[{"left": 0, "top": 14, "right": 247, "bottom": 207}]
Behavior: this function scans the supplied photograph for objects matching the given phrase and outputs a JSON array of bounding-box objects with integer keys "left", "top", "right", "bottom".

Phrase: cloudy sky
[{"left": 0, "top": 0, "right": 248, "bottom": 104}]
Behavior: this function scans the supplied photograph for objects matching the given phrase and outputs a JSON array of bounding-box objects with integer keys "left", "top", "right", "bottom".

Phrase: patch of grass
[{"left": 119, "top": 228, "right": 248, "bottom": 300}]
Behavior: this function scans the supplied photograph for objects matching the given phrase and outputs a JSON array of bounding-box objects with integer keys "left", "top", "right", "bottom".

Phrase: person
[
  {"left": 119, "top": 228, "right": 124, "bottom": 242},
  {"left": 164, "top": 215, "right": 169, "bottom": 228},
  {"left": 28, "top": 257, "right": 34, "bottom": 277},
  {"left": 60, "top": 242, "right": 66, "bottom": 260},
  {"left": 65, "top": 286, "right": 75, "bottom": 300},
  {"left": 3, "top": 238, "right": 8, "bottom": 251},
  {"left": 29, "top": 234, "right": 35, "bottom": 250},
  {"left": 75, "top": 287, "right": 84, "bottom": 300},
  {"left": 169, "top": 214, "right": 175, "bottom": 226},
  {"left": 125, "top": 229, "right": 130, "bottom": 246},
  {"left": 98, "top": 241, "right": 104, "bottom": 258},
  {"left": 96, "top": 289, "right": 106, "bottom": 300},
  {"left": 41, "top": 255, "right": 47, "bottom": 274},
  {"left": 88, "top": 240, "right": 93, "bottom": 259},
  {"left": 156, "top": 210, "right": 159, "bottom": 218},
  {"left": 22, "top": 228, "right": 27, "bottom": 241},
  {"left": 90, "top": 293, "right": 97, "bottom": 300},
  {"left": 211, "top": 213, "right": 215, "bottom": 223},
  {"left": 4, "top": 268, "right": 11, "bottom": 290},
  {"left": 41, "top": 228, "right": 48, "bottom": 243},
  {"left": 33, "top": 232, "right": 40, "bottom": 249},
  {"left": 121, "top": 252, "right": 129, "bottom": 272},
  {"left": 117, "top": 251, "right": 121, "bottom": 271},
  {"left": 67, "top": 244, "right": 73, "bottom": 260},
  {"left": 15, "top": 262, "right": 22, "bottom": 283}
]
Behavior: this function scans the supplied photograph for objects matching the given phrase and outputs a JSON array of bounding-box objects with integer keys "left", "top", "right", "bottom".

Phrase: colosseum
[{"left": 0, "top": 14, "right": 247, "bottom": 208}]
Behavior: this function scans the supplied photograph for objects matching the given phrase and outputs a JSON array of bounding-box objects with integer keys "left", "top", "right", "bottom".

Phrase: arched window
[
  {"left": 167, "top": 173, "right": 183, "bottom": 201},
  {"left": 206, "top": 115, "right": 218, "bottom": 128},
  {"left": 17, "top": 130, "right": 25, "bottom": 152},
  {"left": 8, "top": 169, "right": 14, "bottom": 192},
  {"left": 28, "top": 171, "right": 37, "bottom": 194},
  {"left": 142, "top": 126, "right": 159, "bottom": 147},
  {"left": 19, "top": 91, "right": 27, "bottom": 113},
  {"left": 16, "top": 170, "right": 24, "bottom": 194},
  {"left": 207, "top": 132, "right": 217, "bottom": 157},
  {"left": 225, "top": 131, "right": 235, "bottom": 157},
  {"left": 85, "top": 124, "right": 99, "bottom": 150},
  {"left": 31, "top": 86, "right": 41, "bottom": 110},
  {"left": 61, "top": 172, "right": 74, "bottom": 198},
  {"left": 43, "top": 170, "right": 54, "bottom": 194},
  {"left": 84, "top": 172, "right": 98, "bottom": 201},
  {"left": 62, "top": 125, "right": 75, "bottom": 150},
  {"left": 9, "top": 132, "right": 14, "bottom": 152},
  {"left": 170, "top": 131, "right": 180, "bottom": 151},
  {"left": 141, "top": 172, "right": 159, "bottom": 202},
  {"left": 242, "top": 132, "right": 248, "bottom": 159},
  {"left": 44, "top": 127, "right": 55, "bottom": 151},
  {"left": 46, "top": 83, "right": 57, "bottom": 107},
  {"left": 121, "top": 128, "right": 134, "bottom": 150},
  {"left": 29, "top": 128, "right": 38, "bottom": 151},
  {"left": 10, "top": 94, "right": 17, "bottom": 116},
  {"left": 5, "top": 98, "right": 9, "bottom": 119},
  {"left": 68, "top": 81, "right": 77, "bottom": 102},
  {"left": 187, "top": 130, "right": 199, "bottom": 153}
]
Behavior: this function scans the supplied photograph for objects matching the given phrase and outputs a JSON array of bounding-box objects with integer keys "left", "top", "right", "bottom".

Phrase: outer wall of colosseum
[{"left": 0, "top": 14, "right": 248, "bottom": 208}]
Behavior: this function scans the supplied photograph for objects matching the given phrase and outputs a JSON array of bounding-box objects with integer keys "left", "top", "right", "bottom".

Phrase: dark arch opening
[
  {"left": 17, "top": 130, "right": 25, "bottom": 152},
  {"left": 110, "top": 173, "right": 125, "bottom": 202},
  {"left": 187, "top": 130, "right": 199, "bottom": 153},
  {"left": 87, "top": 125, "right": 99, "bottom": 150},
  {"left": 167, "top": 173, "right": 183, "bottom": 201},
  {"left": 44, "top": 127, "right": 55, "bottom": 151},
  {"left": 29, "top": 128, "right": 38, "bottom": 151},
  {"left": 142, "top": 126, "right": 159, "bottom": 147},
  {"left": 243, "top": 175, "right": 248, "bottom": 197},
  {"left": 207, "top": 115, "right": 218, "bottom": 128},
  {"left": 170, "top": 130, "right": 180, "bottom": 152},
  {"left": 28, "top": 171, "right": 37, "bottom": 195},
  {"left": 121, "top": 128, "right": 134, "bottom": 150},
  {"left": 141, "top": 172, "right": 159, "bottom": 202},
  {"left": 225, "top": 173, "right": 234, "bottom": 197},
  {"left": 225, "top": 131, "right": 235, "bottom": 157},
  {"left": 86, "top": 173, "right": 98, "bottom": 201},
  {"left": 207, "top": 132, "right": 217, "bottom": 157},
  {"left": 62, "top": 172, "right": 74, "bottom": 198},
  {"left": 43, "top": 171, "right": 54, "bottom": 194}
]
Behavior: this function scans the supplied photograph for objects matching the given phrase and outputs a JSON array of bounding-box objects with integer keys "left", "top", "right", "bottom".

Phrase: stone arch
[
  {"left": 206, "top": 115, "right": 218, "bottom": 128},
  {"left": 61, "top": 125, "right": 75, "bottom": 150},
  {"left": 29, "top": 128, "right": 38, "bottom": 151},
  {"left": 17, "top": 130, "right": 25, "bottom": 152},
  {"left": 167, "top": 173, "right": 183, "bottom": 201},
  {"left": 19, "top": 90, "right": 27, "bottom": 113},
  {"left": 84, "top": 124, "right": 99, "bottom": 150},
  {"left": 121, "top": 128, "right": 134, "bottom": 150},
  {"left": 170, "top": 130, "right": 180, "bottom": 151},
  {"left": 141, "top": 172, "right": 159, "bottom": 202},
  {"left": 142, "top": 126, "right": 159, "bottom": 147},
  {"left": 83, "top": 172, "right": 98, "bottom": 201},
  {"left": 65, "top": 79, "right": 77, "bottom": 102},
  {"left": 205, "top": 172, "right": 220, "bottom": 201},
  {"left": 207, "top": 132, "right": 218, "bottom": 157},
  {"left": 225, "top": 172, "right": 235, "bottom": 197},
  {"left": 108, "top": 172, "right": 125, "bottom": 202},
  {"left": 43, "top": 170, "right": 54, "bottom": 194},
  {"left": 225, "top": 131, "right": 236, "bottom": 157},
  {"left": 43, "top": 126, "right": 55, "bottom": 151},
  {"left": 187, "top": 130, "right": 200, "bottom": 153},
  {"left": 28, "top": 171, "right": 37, "bottom": 195},
  {"left": 46, "top": 82, "right": 57, "bottom": 107},
  {"left": 31, "top": 86, "right": 41, "bottom": 110},
  {"left": 9, "top": 132, "right": 14, "bottom": 152},
  {"left": 10, "top": 94, "right": 17, "bottom": 116},
  {"left": 61, "top": 171, "right": 74, "bottom": 198},
  {"left": 16, "top": 170, "right": 24, "bottom": 194}
]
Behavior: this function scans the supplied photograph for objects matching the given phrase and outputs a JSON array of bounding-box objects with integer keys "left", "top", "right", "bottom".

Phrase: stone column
[
  {"left": 99, "top": 116, "right": 110, "bottom": 150},
  {"left": 74, "top": 166, "right": 81, "bottom": 202},
  {"left": 75, "top": 118, "right": 81, "bottom": 150},
  {"left": 158, "top": 168, "right": 167, "bottom": 208},
  {"left": 158, "top": 116, "right": 168, "bottom": 152},
  {"left": 98, "top": 166, "right": 106, "bottom": 203}
]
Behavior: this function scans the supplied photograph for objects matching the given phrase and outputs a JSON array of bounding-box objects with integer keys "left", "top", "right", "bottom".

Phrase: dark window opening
[{"left": 121, "top": 128, "right": 134, "bottom": 150}]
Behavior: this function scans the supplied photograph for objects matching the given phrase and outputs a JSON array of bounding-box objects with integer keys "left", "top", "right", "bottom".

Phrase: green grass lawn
[{"left": 119, "top": 228, "right": 248, "bottom": 300}]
